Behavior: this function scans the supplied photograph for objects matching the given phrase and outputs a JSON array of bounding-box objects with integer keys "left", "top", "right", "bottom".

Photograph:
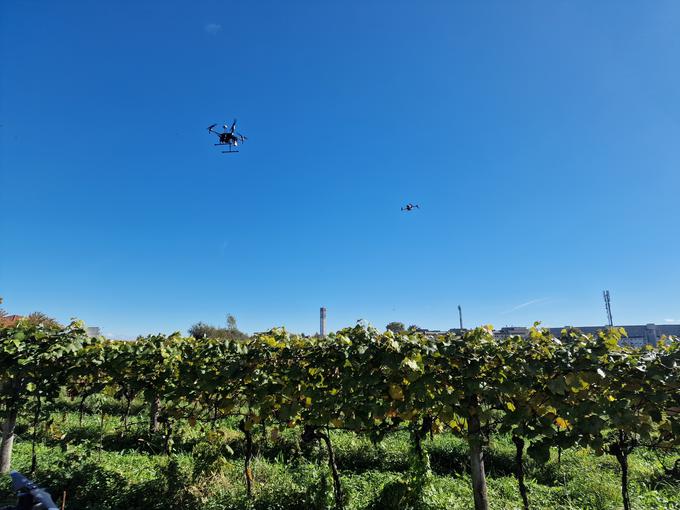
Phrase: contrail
[{"left": 502, "top": 298, "right": 549, "bottom": 315}]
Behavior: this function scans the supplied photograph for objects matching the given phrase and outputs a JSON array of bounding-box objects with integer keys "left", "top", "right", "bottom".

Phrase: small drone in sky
[
  {"left": 401, "top": 203, "right": 420, "bottom": 212},
  {"left": 207, "top": 119, "right": 247, "bottom": 153}
]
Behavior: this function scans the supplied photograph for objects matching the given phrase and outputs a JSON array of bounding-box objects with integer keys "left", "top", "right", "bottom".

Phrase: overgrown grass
[{"left": 1, "top": 405, "right": 678, "bottom": 510}]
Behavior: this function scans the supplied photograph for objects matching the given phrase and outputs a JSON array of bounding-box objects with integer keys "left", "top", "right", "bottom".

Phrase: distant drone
[
  {"left": 207, "top": 119, "right": 247, "bottom": 153},
  {"left": 401, "top": 203, "right": 420, "bottom": 212}
]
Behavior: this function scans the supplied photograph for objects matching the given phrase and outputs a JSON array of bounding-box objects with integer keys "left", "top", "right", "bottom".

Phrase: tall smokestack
[{"left": 320, "top": 307, "right": 327, "bottom": 337}]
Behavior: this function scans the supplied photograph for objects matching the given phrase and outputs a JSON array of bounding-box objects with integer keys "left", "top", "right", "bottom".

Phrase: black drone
[
  {"left": 207, "top": 119, "right": 247, "bottom": 153},
  {"left": 401, "top": 203, "right": 420, "bottom": 212}
]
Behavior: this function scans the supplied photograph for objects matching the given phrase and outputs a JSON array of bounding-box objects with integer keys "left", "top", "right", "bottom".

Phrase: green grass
[{"left": 1, "top": 405, "right": 678, "bottom": 510}]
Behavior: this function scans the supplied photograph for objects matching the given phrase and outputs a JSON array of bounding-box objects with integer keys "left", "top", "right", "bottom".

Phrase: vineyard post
[
  {"left": 78, "top": 395, "right": 87, "bottom": 427},
  {"left": 98, "top": 408, "right": 104, "bottom": 462},
  {"left": 30, "top": 394, "right": 41, "bottom": 475},
  {"left": 122, "top": 394, "right": 132, "bottom": 434},
  {"left": 162, "top": 416, "right": 173, "bottom": 455},
  {"left": 150, "top": 395, "right": 160, "bottom": 434},
  {"left": 0, "top": 404, "right": 18, "bottom": 473},
  {"left": 211, "top": 401, "right": 219, "bottom": 429}
]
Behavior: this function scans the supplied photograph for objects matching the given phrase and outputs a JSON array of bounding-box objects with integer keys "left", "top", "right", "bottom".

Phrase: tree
[
  {"left": 386, "top": 322, "right": 405, "bottom": 333},
  {"left": 188, "top": 322, "right": 218, "bottom": 339},
  {"left": 26, "top": 311, "right": 61, "bottom": 328},
  {"left": 226, "top": 314, "right": 237, "bottom": 331},
  {"left": 188, "top": 320, "right": 248, "bottom": 342}
]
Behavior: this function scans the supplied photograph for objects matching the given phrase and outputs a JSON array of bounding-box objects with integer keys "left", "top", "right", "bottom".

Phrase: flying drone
[
  {"left": 207, "top": 119, "right": 247, "bottom": 153},
  {"left": 401, "top": 203, "right": 420, "bottom": 212}
]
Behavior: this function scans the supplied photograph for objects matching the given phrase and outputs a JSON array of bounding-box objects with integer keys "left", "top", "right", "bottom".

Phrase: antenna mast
[
  {"left": 458, "top": 305, "right": 463, "bottom": 330},
  {"left": 603, "top": 290, "right": 613, "bottom": 327}
]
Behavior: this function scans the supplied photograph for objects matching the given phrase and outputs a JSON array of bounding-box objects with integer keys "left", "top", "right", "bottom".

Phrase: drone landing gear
[{"left": 222, "top": 150, "right": 239, "bottom": 154}]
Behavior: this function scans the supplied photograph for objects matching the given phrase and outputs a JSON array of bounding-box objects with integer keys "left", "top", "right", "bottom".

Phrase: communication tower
[{"left": 603, "top": 290, "right": 613, "bottom": 327}]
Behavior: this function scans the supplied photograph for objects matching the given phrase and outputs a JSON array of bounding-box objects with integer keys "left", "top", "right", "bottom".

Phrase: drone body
[
  {"left": 207, "top": 119, "right": 247, "bottom": 153},
  {"left": 401, "top": 203, "right": 420, "bottom": 212}
]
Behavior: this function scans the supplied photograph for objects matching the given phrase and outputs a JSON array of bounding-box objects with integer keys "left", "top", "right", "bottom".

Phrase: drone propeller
[
  {"left": 207, "top": 124, "right": 217, "bottom": 133},
  {"left": 229, "top": 119, "right": 237, "bottom": 133}
]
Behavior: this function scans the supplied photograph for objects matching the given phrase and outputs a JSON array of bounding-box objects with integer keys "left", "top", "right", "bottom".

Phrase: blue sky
[{"left": 1, "top": 1, "right": 679, "bottom": 338}]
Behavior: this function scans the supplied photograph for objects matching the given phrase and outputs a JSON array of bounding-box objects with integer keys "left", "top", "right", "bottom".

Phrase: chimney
[{"left": 320, "top": 307, "right": 327, "bottom": 337}]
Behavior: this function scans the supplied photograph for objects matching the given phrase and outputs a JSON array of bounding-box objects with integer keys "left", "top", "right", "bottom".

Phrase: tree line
[{"left": 1, "top": 319, "right": 678, "bottom": 510}]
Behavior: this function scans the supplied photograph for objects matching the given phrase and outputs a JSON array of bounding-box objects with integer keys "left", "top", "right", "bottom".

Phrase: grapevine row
[{"left": 1, "top": 320, "right": 678, "bottom": 510}]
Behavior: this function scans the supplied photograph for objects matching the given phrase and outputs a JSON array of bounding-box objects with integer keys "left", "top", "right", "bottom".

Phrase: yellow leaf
[
  {"left": 506, "top": 402, "right": 516, "bottom": 412},
  {"left": 264, "top": 336, "right": 284, "bottom": 348},
  {"left": 555, "top": 417, "right": 570, "bottom": 430},
  {"left": 388, "top": 384, "right": 404, "bottom": 401}
]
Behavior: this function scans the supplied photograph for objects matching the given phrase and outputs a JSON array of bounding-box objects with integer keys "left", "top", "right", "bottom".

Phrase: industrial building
[
  {"left": 494, "top": 324, "right": 680, "bottom": 348},
  {"left": 413, "top": 324, "right": 679, "bottom": 348}
]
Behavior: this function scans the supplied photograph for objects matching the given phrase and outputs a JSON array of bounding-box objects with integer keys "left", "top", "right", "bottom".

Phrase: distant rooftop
[{"left": 0, "top": 315, "right": 23, "bottom": 327}]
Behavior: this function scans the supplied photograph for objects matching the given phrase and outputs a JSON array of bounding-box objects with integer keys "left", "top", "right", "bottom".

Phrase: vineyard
[{"left": 0, "top": 320, "right": 679, "bottom": 510}]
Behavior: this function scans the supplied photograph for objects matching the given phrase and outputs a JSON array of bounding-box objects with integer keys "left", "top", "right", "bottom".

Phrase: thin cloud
[
  {"left": 205, "top": 23, "right": 222, "bottom": 35},
  {"left": 502, "top": 298, "right": 549, "bottom": 315},
  {"left": 664, "top": 318, "right": 677, "bottom": 323}
]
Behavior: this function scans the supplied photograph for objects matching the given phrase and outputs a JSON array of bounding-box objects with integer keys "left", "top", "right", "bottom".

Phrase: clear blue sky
[{"left": 1, "top": 1, "right": 679, "bottom": 338}]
